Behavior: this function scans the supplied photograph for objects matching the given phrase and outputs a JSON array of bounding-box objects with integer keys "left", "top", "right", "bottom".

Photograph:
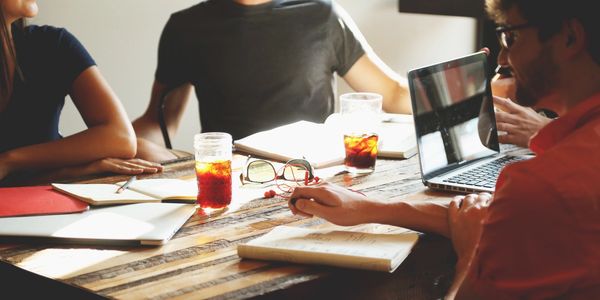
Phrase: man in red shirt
[{"left": 288, "top": 0, "right": 600, "bottom": 298}]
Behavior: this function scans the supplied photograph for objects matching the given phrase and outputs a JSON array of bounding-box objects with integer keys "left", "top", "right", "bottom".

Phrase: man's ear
[
  {"left": 566, "top": 34, "right": 575, "bottom": 47},
  {"left": 562, "top": 19, "right": 586, "bottom": 57}
]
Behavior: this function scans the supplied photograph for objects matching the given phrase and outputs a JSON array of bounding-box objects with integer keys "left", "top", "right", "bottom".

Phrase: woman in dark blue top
[{"left": 0, "top": 0, "right": 162, "bottom": 185}]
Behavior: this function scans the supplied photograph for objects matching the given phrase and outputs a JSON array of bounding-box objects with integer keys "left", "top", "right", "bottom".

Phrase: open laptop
[
  {"left": 407, "top": 51, "right": 530, "bottom": 193},
  {"left": 0, "top": 203, "right": 196, "bottom": 246}
]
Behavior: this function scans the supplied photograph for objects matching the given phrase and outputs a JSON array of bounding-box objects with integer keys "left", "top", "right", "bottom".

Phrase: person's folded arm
[
  {"left": 0, "top": 66, "right": 137, "bottom": 179},
  {"left": 132, "top": 81, "right": 192, "bottom": 162},
  {"left": 133, "top": 81, "right": 193, "bottom": 145}
]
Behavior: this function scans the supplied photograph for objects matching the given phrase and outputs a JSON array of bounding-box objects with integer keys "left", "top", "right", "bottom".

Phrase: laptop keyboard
[{"left": 443, "top": 156, "right": 528, "bottom": 189}]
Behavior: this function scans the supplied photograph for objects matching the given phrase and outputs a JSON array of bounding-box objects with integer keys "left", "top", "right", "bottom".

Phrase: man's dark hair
[{"left": 485, "top": 0, "right": 600, "bottom": 64}]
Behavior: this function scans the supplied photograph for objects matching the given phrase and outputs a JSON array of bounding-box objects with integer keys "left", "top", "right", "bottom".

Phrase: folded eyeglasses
[{"left": 239, "top": 156, "right": 317, "bottom": 193}]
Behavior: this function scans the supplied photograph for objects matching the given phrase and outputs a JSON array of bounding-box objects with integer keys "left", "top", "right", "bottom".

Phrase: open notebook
[
  {"left": 52, "top": 178, "right": 197, "bottom": 206},
  {"left": 234, "top": 114, "right": 416, "bottom": 168}
]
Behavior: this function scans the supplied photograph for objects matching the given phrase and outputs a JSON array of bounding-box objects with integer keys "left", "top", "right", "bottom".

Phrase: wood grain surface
[{"left": 0, "top": 155, "right": 459, "bottom": 299}]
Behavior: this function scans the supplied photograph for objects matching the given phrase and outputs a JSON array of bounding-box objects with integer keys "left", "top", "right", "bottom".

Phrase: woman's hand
[
  {"left": 37, "top": 158, "right": 164, "bottom": 184},
  {"left": 61, "top": 158, "right": 163, "bottom": 178},
  {"left": 288, "top": 182, "right": 377, "bottom": 226}
]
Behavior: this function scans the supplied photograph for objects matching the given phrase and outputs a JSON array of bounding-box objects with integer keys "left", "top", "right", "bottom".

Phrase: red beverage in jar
[
  {"left": 344, "top": 133, "right": 378, "bottom": 172},
  {"left": 195, "top": 160, "right": 232, "bottom": 209}
]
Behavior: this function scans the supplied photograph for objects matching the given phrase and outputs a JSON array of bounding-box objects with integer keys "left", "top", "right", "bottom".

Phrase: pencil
[{"left": 115, "top": 176, "right": 137, "bottom": 194}]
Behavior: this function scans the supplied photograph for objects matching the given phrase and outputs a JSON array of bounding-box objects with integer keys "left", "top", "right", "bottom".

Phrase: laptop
[
  {"left": 407, "top": 51, "right": 530, "bottom": 193},
  {"left": 0, "top": 203, "right": 196, "bottom": 246}
]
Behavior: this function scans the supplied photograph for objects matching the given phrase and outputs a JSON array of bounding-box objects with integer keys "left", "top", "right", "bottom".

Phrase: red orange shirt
[{"left": 469, "top": 93, "right": 600, "bottom": 299}]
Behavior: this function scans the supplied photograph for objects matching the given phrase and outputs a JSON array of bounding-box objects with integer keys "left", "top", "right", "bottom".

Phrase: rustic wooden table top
[{"left": 0, "top": 155, "right": 458, "bottom": 300}]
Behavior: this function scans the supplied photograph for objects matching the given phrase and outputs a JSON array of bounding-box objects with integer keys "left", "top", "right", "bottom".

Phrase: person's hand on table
[
  {"left": 68, "top": 157, "right": 163, "bottom": 177},
  {"left": 50, "top": 158, "right": 163, "bottom": 181},
  {"left": 445, "top": 193, "right": 491, "bottom": 299},
  {"left": 448, "top": 193, "right": 491, "bottom": 263},
  {"left": 288, "top": 182, "right": 375, "bottom": 226},
  {"left": 493, "top": 96, "right": 553, "bottom": 147}
]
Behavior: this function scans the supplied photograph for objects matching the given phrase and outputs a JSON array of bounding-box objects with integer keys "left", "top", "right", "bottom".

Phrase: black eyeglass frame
[
  {"left": 239, "top": 156, "right": 315, "bottom": 185},
  {"left": 495, "top": 23, "right": 535, "bottom": 49}
]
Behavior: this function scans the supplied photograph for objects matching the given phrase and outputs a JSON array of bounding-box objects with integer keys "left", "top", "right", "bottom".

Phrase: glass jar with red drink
[{"left": 194, "top": 132, "right": 232, "bottom": 209}]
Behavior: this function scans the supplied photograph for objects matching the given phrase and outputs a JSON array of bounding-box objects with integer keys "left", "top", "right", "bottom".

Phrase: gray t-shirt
[{"left": 156, "top": 0, "right": 364, "bottom": 139}]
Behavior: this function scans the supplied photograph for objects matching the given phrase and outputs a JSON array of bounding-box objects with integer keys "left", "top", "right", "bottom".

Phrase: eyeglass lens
[
  {"left": 282, "top": 164, "right": 310, "bottom": 182},
  {"left": 285, "top": 159, "right": 313, "bottom": 179},
  {"left": 246, "top": 160, "right": 276, "bottom": 183}
]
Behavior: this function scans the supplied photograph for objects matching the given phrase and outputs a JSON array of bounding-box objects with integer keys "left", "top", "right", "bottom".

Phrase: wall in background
[{"left": 32, "top": 0, "right": 475, "bottom": 152}]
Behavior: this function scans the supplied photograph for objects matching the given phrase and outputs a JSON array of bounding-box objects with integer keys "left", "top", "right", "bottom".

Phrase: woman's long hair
[{"left": 0, "top": 9, "right": 24, "bottom": 105}]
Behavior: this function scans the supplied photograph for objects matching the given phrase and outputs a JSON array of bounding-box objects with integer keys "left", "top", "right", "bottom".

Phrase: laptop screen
[{"left": 408, "top": 52, "right": 499, "bottom": 180}]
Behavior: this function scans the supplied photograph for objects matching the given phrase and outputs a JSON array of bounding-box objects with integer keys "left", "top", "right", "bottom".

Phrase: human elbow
[{"left": 109, "top": 127, "right": 137, "bottom": 159}]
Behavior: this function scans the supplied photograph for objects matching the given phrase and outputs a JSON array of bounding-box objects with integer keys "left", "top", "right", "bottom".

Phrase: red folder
[{"left": 0, "top": 185, "right": 89, "bottom": 218}]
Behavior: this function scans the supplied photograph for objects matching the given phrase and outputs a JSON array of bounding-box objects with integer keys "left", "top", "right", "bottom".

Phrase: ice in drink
[
  {"left": 196, "top": 160, "right": 232, "bottom": 209},
  {"left": 344, "top": 133, "right": 378, "bottom": 173}
]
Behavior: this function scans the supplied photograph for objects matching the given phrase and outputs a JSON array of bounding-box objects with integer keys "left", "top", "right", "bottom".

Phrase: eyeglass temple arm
[{"left": 158, "top": 92, "right": 172, "bottom": 150}]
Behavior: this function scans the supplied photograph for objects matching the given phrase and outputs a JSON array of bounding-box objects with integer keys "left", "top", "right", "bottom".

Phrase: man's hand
[
  {"left": 448, "top": 193, "right": 491, "bottom": 261},
  {"left": 494, "top": 96, "right": 553, "bottom": 147},
  {"left": 445, "top": 193, "right": 491, "bottom": 299},
  {"left": 288, "top": 182, "right": 376, "bottom": 226}
]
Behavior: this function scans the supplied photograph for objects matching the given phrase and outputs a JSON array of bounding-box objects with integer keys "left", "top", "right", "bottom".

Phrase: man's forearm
[
  {"left": 368, "top": 201, "right": 450, "bottom": 237},
  {"left": 133, "top": 81, "right": 193, "bottom": 146}
]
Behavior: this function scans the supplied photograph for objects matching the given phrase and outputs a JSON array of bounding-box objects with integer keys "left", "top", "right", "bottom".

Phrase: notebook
[
  {"left": 0, "top": 185, "right": 89, "bottom": 218},
  {"left": 238, "top": 225, "right": 419, "bottom": 272},
  {"left": 0, "top": 203, "right": 196, "bottom": 246},
  {"left": 233, "top": 115, "right": 416, "bottom": 169},
  {"left": 407, "top": 51, "right": 531, "bottom": 193},
  {"left": 52, "top": 178, "right": 197, "bottom": 206}
]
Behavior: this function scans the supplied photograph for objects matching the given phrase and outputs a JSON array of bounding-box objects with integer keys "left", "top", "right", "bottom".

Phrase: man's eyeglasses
[
  {"left": 240, "top": 156, "right": 316, "bottom": 193},
  {"left": 495, "top": 23, "right": 535, "bottom": 49}
]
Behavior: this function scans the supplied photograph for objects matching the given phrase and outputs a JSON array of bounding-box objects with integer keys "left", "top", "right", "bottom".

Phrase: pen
[{"left": 115, "top": 176, "right": 137, "bottom": 194}]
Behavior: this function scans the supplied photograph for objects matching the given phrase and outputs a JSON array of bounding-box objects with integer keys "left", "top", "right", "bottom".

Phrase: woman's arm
[{"left": 0, "top": 66, "right": 138, "bottom": 180}]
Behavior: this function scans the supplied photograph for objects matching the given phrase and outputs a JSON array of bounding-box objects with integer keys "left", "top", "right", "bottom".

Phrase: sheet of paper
[
  {"left": 52, "top": 183, "right": 155, "bottom": 202},
  {"left": 120, "top": 178, "right": 198, "bottom": 200}
]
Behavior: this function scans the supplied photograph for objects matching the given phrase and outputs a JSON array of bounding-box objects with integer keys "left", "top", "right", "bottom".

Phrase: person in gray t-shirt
[{"left": 133, "top": 0, "right": 412, "bottom": 162}]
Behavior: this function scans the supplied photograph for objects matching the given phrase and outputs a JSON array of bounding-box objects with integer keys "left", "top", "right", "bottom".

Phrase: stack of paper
[{"left": 234, "top": 115, "right": 416, "bottom": 169}]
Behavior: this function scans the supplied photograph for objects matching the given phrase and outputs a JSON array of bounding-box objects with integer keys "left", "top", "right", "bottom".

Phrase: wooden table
[{"left": 0, "top": 156, "right": 458, "bottom": 299}]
